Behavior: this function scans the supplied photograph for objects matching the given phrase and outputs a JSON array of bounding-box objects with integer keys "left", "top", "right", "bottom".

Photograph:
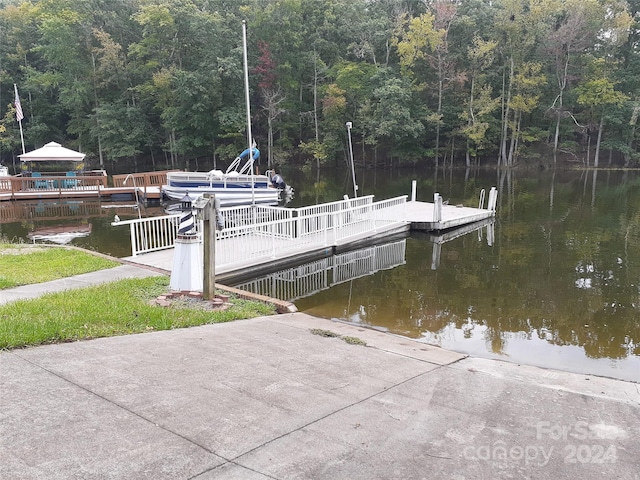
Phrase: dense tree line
[{"left": 0, "top": 0, "right": 638, "bottom": 172}]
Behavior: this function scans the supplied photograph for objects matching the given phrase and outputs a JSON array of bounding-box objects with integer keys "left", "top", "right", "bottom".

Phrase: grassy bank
[
  {"left": 0, "top": 244, "right": 119, "bottom": 288},
  {"left": 0, "top": 276, "right": 275, "bottom": 349},
  {"left": 0, "top": 243, "right": 277, "bottom": 349}
]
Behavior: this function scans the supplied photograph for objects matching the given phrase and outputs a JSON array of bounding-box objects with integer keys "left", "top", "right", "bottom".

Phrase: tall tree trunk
[
  {"left": 507, "top": 110, "right": 518, "bottom": 166},
  {"left": 553, "top": 115, "right": 561, "bottom": 164},
  {"left": 553, "top": 56, "right": 569, "bottom": 160},
  {"left": 150, "top": 147, "right": 156, "bottom": 169},
  {"left": 313, "top": 48, "right": 320, "bottom": 171},
  {"left": 465, "top": 141, "right": 471, "bottom": 168},
  {"left": 435, "top": 53, "right": 443, "bottom": 170},
  {"left": 267, "top": 114, "right": 273, "bottom": 169},
  {"left": 170, "top": 130, "right": 177, "bottom": 169},
  {"left": 500, "top": 57, "right": 514, "bottom": 166},
  {"left": 466, "top": 76, "right": 474, "bottom": 168},
  {"left": 594, "top": 116, "right": 604, "bottom": 168},
  {"left": 512, "top": 111, "right": 522, "bottom": 164},
  {"left": 626, "top": 105, "right": 639, "bottom": 167}
]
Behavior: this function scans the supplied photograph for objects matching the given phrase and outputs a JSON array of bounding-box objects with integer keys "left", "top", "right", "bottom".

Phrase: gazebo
[{"left": 19, "top": 141, "right": 86, "bottom": 174}]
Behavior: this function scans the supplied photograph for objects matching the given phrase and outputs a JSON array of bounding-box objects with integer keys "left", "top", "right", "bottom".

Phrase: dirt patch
[
  {"left": 0, "top": 246, "right": 48, "bottom": 255},
  {"left": 151, "top": 291, "right": 231, "bottom": 311}
]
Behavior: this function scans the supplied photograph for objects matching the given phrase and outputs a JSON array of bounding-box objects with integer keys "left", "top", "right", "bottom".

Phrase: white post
[
  {"left": 346, "top": 122, "right": 357, "bottom": 198},
  {"left": 411, "top": 180, "right": 417, "bottom": 202},
  {"left": 488, "top": 186, "right": 498, "bottom": 212},
  {"left": 433, "top": 193, "right": 442, "bottom": 223},
  {"left": 129, "top": 224, "right": 137, "bottom": 256},
  {"left": 242, "top": 21, "right": 255, "bottom": 205}
]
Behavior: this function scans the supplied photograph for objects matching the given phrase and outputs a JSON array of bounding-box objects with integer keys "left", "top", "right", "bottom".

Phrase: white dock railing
[{"left": 113, "top": 196, "right": 408, "bottom": 268}]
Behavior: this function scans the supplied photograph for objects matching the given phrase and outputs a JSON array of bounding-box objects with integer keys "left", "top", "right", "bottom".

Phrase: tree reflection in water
[{"left": 290, "top": 169, "right": 640, "bottom": 381}]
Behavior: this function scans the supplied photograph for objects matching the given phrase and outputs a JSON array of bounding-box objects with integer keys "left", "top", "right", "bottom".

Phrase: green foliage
[
  {"left": 0, "top": 0, "right": 637, "bottom": 167},
  {"left": 577, "top": 78, "right": 628, "bottom": 109},
  {"left": 299, "top": 139, "right": 328, "bottom": 163}
]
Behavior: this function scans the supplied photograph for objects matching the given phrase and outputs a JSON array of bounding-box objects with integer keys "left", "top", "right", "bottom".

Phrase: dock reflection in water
[
  {"left": 233, "top": 239, "right": 409, "bottom": 302},
  {"left": 233, "top": 221, "right": 495, "bottom": 303}
]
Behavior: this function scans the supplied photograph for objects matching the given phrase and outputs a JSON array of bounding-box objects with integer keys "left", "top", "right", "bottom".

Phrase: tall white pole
[
  {"left": 242, "top": 21, "right": 255, "bottom": 205},
  {"left": 346, "top": 122, "right": 357, "bottom": 198}
]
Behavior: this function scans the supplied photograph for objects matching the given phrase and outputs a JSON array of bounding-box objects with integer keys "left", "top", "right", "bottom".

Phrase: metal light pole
[
  {"left": 346, "top": 121, "right": 357, "bottom": 198},
  {"left": 242, "top": 20, "right": 256, "bottom": 205}
]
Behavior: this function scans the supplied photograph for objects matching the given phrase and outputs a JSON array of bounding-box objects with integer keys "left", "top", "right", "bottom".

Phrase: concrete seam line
[
  {"left": 11, "top": 351, "right": 229, "bottom": 461},
  {"left": 187, "top": 460, "right": 282, "bottom": 480},
  {"left": 226, "top": 365, "right": 448, "bottom": 465}
]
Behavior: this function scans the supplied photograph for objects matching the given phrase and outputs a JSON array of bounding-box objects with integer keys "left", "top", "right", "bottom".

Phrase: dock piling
[{"left": 433, "top": 193, "right": 442, "bottom": 223}]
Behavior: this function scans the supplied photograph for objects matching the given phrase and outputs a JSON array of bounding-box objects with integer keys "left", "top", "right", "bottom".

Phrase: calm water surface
[
  {"left": 1, "top": 166, "right": 638, "bottom": 381},
  {"left": 252, "top": 167, "right": 640, "bottom": 382}
]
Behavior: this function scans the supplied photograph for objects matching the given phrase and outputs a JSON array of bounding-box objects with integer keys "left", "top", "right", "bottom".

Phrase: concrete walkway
[
  {"left": 2, "top": 313, "right": 639, "bottom": 480},
  {"left": 1, "top": 262, "right": 639, "bottom": 479},
  {"left": 0, "top": 264, "right": 164, "bottom": 305}
]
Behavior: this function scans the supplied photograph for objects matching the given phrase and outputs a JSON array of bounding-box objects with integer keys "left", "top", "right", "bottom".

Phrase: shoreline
[{"left": 1, "top": 243, "right": 638, "bottom": 385}]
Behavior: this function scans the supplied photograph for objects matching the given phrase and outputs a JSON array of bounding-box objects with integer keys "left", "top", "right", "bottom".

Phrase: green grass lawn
[
  {"left": 0, "top": 244, "right": 277, "bottom": 349},
  {"left": 0, "top": 276, "right": 275, "bottom": 349},
  {"left": 0, "top": 244, "right": 119, "bottom": 289}
]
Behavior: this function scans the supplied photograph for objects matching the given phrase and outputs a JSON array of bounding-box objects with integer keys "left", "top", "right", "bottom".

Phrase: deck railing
[
  {"left": 112, "top": 171, "right": 173, "bottom": 188},
  {"left": 113, "top": 196, "right": 408, "bottom": 269},
  {"left": 0, "top": 174, "right": 108, "bottom": 199}
]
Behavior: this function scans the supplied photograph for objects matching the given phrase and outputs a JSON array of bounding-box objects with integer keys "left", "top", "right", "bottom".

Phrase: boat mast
[{"left": 242, "top": 20, "right": 255, "bottom": 205}]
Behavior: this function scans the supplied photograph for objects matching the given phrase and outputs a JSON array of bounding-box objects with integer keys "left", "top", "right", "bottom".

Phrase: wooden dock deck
[
  {"left": 0, "top": 186, "right": 161, "bottom": 202},
  {"left": 0, "top": 170, "right": 168, "bottom": 203}
]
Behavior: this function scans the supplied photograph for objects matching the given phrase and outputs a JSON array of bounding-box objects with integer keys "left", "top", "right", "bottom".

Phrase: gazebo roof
[{"left": 18, "top": 141, "right": 86, "bottom": 162}]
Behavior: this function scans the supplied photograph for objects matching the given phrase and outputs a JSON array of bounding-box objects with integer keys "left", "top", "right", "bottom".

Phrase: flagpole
[
  {"left": 14, "top": 84, "right": 25, "bottom": 155},
  {"left": 242, "top": 21, "right": 255, "bottom": 206}
]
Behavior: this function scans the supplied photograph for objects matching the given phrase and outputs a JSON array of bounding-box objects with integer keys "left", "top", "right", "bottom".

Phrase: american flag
[{"left": 14, "top": 87, "right": 24, "bottom": 122}]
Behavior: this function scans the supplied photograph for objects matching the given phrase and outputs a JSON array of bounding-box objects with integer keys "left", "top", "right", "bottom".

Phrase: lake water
[{"left": 1, "top": 166, "right": 638, "bottom": 382}]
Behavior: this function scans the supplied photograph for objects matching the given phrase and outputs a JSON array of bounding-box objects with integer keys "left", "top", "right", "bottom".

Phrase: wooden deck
[
  {"left": 0, "top": 170, "right": 169, "bottom": 203},
  {"left": 0, "top": 185, "right": 161, "bottom": 203}
]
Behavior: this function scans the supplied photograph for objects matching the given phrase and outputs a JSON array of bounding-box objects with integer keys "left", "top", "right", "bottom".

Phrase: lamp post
[{"left": 346, "top": 122, "right": 357, "bottom": 198}]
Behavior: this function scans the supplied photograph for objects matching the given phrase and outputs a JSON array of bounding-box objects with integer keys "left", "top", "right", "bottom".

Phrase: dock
[
  {"left": 0, "top": 171, "right": 168, "bottom": 203},
  {"left": 406, "top": 201, "right": 497, "bottom": 230},
  {"left": 0, "top": 186, "right": 160, "bottom": 203},
  {"left": 116, "top": 191, "right": 497, "bottom": 282}
]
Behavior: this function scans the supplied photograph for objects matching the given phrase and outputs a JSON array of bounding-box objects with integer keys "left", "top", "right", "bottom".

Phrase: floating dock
[{"left": 118, "top": 191, "right": 497, "bottom": 282}]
